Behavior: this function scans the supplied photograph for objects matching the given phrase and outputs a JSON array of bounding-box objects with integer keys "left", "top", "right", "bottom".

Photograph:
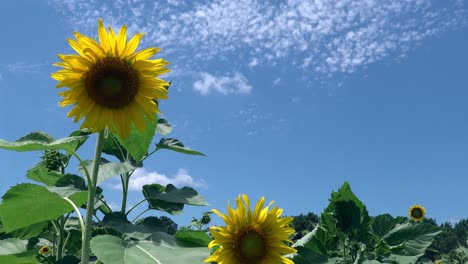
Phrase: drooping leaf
[
  {"left": 0, "top": 184, "right": 87, "bottom": 232},
  {"left": 371, "top": 214, "right": 406, "bottom": 238},
  {"left": 156, "top": 118, "right": 172, "bottom": 135},
  {"left": 8, "top": 221, "right": 49, "bottom": 240},
  {"left": 156, "top": 138, "right": 205, "bottom": 156},
  {"left": 175, "top": 230, "right": 211, "bottom": 247},
  {"left": 90, "top": 233, "right": 210, "bottom": 264},
  {"left": 78, "top": 158, "right": 136, "bottom": 185},
  {"left": 0, "top": 250, "right": 37, "bottom": 264},
  {"left": 383, "top": 222, "right": 442, "bottom": 258},
  {"left": 26, "top": 164, "right": 62, "bottom": 186},
  {"left": 0, "top": 132, "right": 87, "bottom": 154},
  {"left": 0, "top": 238, "right": 25, "bottom": 255},
  {"left": 115, "top": 114, "right": 158, "bottom": 161},
  {"left": 143, "top": 184, "right": 208, "bottom": 215},
  {"left": 68, "top": 129, "right": 91, "bottom": 153}
]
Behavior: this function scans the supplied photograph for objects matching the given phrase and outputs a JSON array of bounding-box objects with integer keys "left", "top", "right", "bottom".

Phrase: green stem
[
  {"left": 81, "top": 131, "right": 105, "bottom": 264},
  {"left": 62, "top": 197, "right": 85, "bottom": 238},
  {"left": 72, "top": 152, "right": 92, "bottom": 185},
  {"left": 57, "top": 217, "right": 65, "bottom": 261},
  {"left": 125, "top": 198, "right": 147, "bottom": 216},
  {"left": 121, "top": 172, "right": 129, "bottom": 213},
  {"left": 131, "top": 208, "right": 150, "bottom": 223}
]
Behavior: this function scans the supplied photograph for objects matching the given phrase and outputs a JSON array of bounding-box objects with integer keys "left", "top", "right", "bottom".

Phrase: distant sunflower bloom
[
  {"left": 205, "top": 194, "right": 296, "bottom": 264},
  {"left": 39, "top": 246, "right": 50, "bottom": 255},
  {"left": 51, "top": 18, "right": 169, "bottom": 138},
  {"left": 408, "top": 204, "right": 426, "bottom": 221}
]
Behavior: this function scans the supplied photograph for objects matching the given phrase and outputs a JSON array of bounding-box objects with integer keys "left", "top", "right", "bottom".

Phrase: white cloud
[
  {"left": 193, "top": 72, "right": 252, "bottom": 95},
  {"left": 248, "top": 58, "right": 259, "bottom": 68},
  {"left": 273, "top": 78, "right": 281, "bottom": 86},
  {"left": 110, "top": 168, "right": 206, "bottom": 191},
  {"left": 0, "top": 62, "right": 48, "bottom": 74},
  {"left": 291, "top": 97, "right": 301, "bottom": 103},
  {"left": 48, "top": 0, "right": 466, "bottom": 75}
]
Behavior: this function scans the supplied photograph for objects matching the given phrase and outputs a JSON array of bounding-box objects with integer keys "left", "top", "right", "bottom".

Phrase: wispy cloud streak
[{"left": 48, "top": 0, "right": 466, "bottom": 75}]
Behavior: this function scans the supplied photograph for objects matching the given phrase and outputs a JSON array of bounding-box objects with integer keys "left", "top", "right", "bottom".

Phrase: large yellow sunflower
[
  {"left": 408, "top": 204, "right": 426, "bottom": 222},
  {"left": 51, "top": 19, "right": 169, "bottom": 138},
  {"left": 205, "top": 194, "right": 297, "bottom": 264}
]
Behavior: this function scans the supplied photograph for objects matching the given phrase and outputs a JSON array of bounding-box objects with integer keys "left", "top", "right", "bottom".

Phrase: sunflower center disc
[
  {"left": 100, "top": 76, "right": 123, "bottom": 96},
  {"left": 239, "top": 232, "right": 265, "bottom": 261},
  {"left": 85, "top": 57, "right": 139, "bottom": 109},
  {"left": 412, "top": 209, "right": 422, "bottom": 218}
]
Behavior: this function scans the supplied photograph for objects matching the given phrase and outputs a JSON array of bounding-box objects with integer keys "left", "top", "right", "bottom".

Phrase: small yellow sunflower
[
  {"left": 408, "top": 204, "right": 426, "bottom": 221},
  {"left": 39, "top": 245, "right": 50, "bottom": 255},
  {"left": 51, "top": 18, "right": 169, "bottom": 138},
  {"left": 205, "top": 194, "right": 297, "bottom": 264}
]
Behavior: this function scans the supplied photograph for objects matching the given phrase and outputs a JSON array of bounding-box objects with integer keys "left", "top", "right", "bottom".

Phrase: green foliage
[
  {"left": 90, "top": 233, "right": 210, "bottom": 264},
  {"left": 0, "top": 184, "right": 87, "bottom": 232},
  {"left": 191, "top": 211, "right": 213, "bottom": 231},
  {"left": 156, "top": 138, "right": 205, "bottom": 156},
  {"left": 138, "top": 216, "right": 179, "bottom": 235},
  {"left": 78, "top": 158, "right": 136, "bottom": 185},
  {"left": 143, "top": 184, "right": 209, "bottom": 215},
  {"left": 289, "top": 182, "right": 442, "bottom": 263},
  {"left": 114, "top": 114, "right": 158, "bottom": 161},
  {"left": 0, "top": 131, "right": 87, "bottom": 155}
]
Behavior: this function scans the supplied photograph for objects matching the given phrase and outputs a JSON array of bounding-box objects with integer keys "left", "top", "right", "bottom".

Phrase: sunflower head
[
  {"left": 39, "top": 246, "right": 50, "bottom": 255},
  {"left": 205, "top": 194, "right": 296, "bottom": 264},
  {"left": 408, "top": 204, "right": 426, "bottom": 221},
  {"left": 52, "top": 18, "right": 170, "bottom": 138}
]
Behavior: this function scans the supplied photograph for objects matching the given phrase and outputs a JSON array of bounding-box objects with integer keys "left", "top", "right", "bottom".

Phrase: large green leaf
[
  {"left": 324, "top": 182, "right": 372, "bottom": 240},
  {"left": 68, "top": 129, "right": 91, "bottom": 153},
  {"left": 0, "top": 184, "right": 87, "bottom": 232},
  {"left": 90, "top": 234, "right": 210, "bottom": 264},
  {"left": 156, "top": 138, "right": 205, "bottom": 156},
  {"left": 8, "top": 221, "right": 49, "bottom": 239},
  {"left": 0, "top": 238, "right": 25, "bottom": 255},
  {"left": 0, "top": 132, "right": 87, "bottom": 154},
  {"left": 26, "top": 164, "right": 62, "bottom": 186},
  {"left": 156, "top": 118, "right": 172, "bottom": 135},
  {"left": 78, "top": 158, "right": 136, "bottom": 185},
  {"left": 143, "top": 184, "right": 208, "bottom": 215},
  {"left": 115, "top": 114, "right": 158, "bottom": 161},
  {"left": 0, "top": 250, "right": 37, "bottom": 264},
  {"left": 26, "top": 163, "right": 86, "bottom": 189},
  {"left": 382, "top": 222, "right": 442, "bottom": 261},
  {"left": 102, "top": 212, "right": 165, "bottom": 240},
  {"left": 371, "top": 214, "right": 406, "bottom": 238},
  {"left": 175, "top": 230, "right": 211, "bottom": 247}
]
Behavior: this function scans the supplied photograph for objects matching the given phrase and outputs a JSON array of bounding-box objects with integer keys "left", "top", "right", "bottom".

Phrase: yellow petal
[
  {"left": 98, "top": 18, "right": 111, "bottom": 53},
  {"left": 122, "top": 33, "right": 144, "bottom": 58},
  {"left": 116, "top": 25, "right": 127, "bottom": 56}
]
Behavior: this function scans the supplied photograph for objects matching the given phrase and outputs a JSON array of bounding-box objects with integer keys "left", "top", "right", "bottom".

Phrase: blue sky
[{"left": 0, "top": 0, "right": 467, "bottom": 228}]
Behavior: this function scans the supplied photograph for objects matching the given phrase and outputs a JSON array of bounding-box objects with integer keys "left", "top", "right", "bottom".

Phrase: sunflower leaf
[
  {"left": 156, "top": 138, "right": 205, "bottom": 156},
  {"left": 90, "top": 234, "right": 209, "bottom": 264},
  {"left": 0, "top": 184, "right": 87, "bottom": 232},
  {"left": 0, "top": 238, "right": 26, "bottom": 255},
  {"left": 115, "top": 114, "right": 158, "bottom": 161},
  {"left": 0, "top": 132, "right": 88, "bottom": 154},
  {"left": 143, "top": 184, "right": 208, "bottom": 215},
  {"left": 77, "top": 158, "right": 136, "bottom": 185},
  {"left": 156, "top": 118, "right": 172, "bottom": 135}
]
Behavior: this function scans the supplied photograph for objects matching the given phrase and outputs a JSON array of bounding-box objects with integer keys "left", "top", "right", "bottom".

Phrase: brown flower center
[
  {"left": 233, "top": 226, "right": 266, "bottom": 262},
  {"left": 84, "top": 57, "right": 139, "bottom": 108},
  {"left": 411, "top": 208, "right": 423, "bottom": 218}
]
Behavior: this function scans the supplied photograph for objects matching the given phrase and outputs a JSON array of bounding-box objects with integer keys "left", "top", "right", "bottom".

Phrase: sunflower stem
[
  {"left": 81, "top": 130, "right": 105, "bottom": 264},
  {"left": 121, "top": 172, "right": 130, "bottom": 213}
]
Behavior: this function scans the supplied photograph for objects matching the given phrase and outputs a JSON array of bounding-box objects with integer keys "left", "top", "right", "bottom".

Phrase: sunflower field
[{"left": 0, "top": 19, "right": 463, "bottom": 264}]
